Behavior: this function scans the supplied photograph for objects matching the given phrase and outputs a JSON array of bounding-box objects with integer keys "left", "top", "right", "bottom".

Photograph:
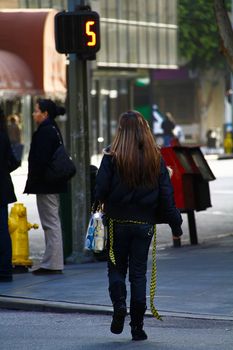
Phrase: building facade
[{"left": 0, "top": 0, "right": 178, "bottom": 159}]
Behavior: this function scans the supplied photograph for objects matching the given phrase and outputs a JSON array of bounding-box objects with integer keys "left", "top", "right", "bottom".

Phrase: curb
[
  {"left": 0, "top": 296, "right": 233, "bottom": 322},
  {"left": 218, "top": 154, "right": 233, "bottom": 160},
  {"left": 0, "top": 296, "right": 112, "bottom": 315}
]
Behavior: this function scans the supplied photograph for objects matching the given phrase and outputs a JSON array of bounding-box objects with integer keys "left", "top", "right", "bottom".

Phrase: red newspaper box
[
  {"left": 161, "top": 146, "right": 196, "bottom": 210},
  {"left": 161, "top": 145, "right": 215, "bottom": 245}
]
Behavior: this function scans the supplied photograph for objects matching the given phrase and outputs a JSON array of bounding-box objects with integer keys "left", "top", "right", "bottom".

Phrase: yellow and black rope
[
  {"left": 108, "top": 218, "right": 162, "bottom": 321},
  {"left": 150, "top": 225, "right": 162, "bottom": 320},
  {"left": 108, "top": 218, "right": 116, "bottom": 265}
]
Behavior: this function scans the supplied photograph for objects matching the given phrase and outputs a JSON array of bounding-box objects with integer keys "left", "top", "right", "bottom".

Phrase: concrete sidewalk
[
  {"left": 11, "top": 158, "right": 233, "bottom": 259},
  {"left": 0, "top": 235, "right": 233, "bottom": 321}
]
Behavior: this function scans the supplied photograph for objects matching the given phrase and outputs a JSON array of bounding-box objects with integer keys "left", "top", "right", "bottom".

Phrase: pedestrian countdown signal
[
  {"left": 86, "top": 20, "right": 97, "bottom": 46},
  {"left": 55, "top": 10, "right": 100, "bottom": 59}
]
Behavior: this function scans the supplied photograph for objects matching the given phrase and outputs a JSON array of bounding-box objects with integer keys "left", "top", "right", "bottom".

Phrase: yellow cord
[
  {"left": 150, "top": 225, "right": 162, "bottom": 320},
  {"left": 108, "top": 218, "right": 162, "bottom": 321},
  {"left": 108, "top": 218, "right": 116, "bottom": 265}
]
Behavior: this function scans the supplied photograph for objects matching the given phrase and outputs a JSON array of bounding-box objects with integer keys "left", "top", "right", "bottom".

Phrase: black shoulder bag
[{"left": 44, "top": 126, "right": 76, "bottom": 183}]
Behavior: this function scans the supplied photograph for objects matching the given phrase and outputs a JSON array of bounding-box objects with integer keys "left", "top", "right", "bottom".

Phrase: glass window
[
  {"left": 40, "top": 0, "right": 51, "bottom": 7},
  {"left": 118, "top": 80, "right": 130, "bottom": 114},
  {"left": 128, "top": 24, "right": 138, "bottom": 64},
  {"left": 167, "top": 0, "right": 177, "bottom": 25},
  {"left": 19, "top": 0, "right": 65, "bottom": 9},
  {"left": 148, "top": 27, "right": 158, "bottom": 66},
  {"left": 24, "top": 0, "right": 38, "bottom": 7},
  {"left": 97, "top": 0, "right": 177, "bottom": 68},
  {"left": 128, "top": 0, "right": 137, "bottom": 20},
  {"left": 89, "top": 77, "right": 131, "bottom": 158},
  {"left": 138, "top": 26, "right": 148, "bottom": 65},
  {"left": 100, "top": 0, "right": 108, "bottom": 17},
  {"left": 118, "top": 24, "right": 128, "bottom": 64},
  {"left": 106, "top": 0, "right": 117, "bottom": 18},
  {"left": 90, "top": 80, "right": 99, "bottom": 156},
  {"left": 19, "top": 0, "right": 27, "bottom": 6},
  {"left": 117, "top": 0, "right": 128, "bottom": 20},
  {"left": 108, "top": 79, "right": 118, "bottom": 140},
  {"left": 98, "top": 22, "right": 108, "bottom": 63},
  {"left": 158, "top": 28, "right": 167, "bottom": 65},
  {"left": 137, "top": 0, "right": 147, "bottom": 22},
  {"left": 147, "top": 0, "right": 157, "bottom": 23},
  {"left": 107, "top": 23, "right": 118, "bottom": 63},
  {"left": 158, "top": 0, "right": 167, "bottom": 24},
  {"left": 167, "top": 29, "right": 177, "bottom": 66},
  {"left": 98, "top": 79, "right": 109, "bottom": 147}
]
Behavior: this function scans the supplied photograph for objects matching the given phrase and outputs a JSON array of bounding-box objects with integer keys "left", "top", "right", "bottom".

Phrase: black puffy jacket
[
  {"left": 95, "top": 153, "right": 183, "bottom": 236},
  {"left": 24, "top": 118, "right": 67, "bottom": 194}
]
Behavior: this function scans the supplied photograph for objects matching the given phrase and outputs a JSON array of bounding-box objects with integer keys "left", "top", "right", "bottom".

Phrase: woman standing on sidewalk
[
  {"left": 0, "top": 108, "right": 19, "bottom": 282},
  {"left": 94, "top": 111, "right": 182, "bottom": 341},
  {"left": 24, "top": 99, "right": 66, "bottom": 275}
]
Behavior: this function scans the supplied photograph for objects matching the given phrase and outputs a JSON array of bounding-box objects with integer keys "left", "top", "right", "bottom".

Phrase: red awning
[
  {"left": 0, "top": 10, "right": 66, "bottom": 99},
  {"left": 0, "top": 50, "right": 35, "bottom": 98}
]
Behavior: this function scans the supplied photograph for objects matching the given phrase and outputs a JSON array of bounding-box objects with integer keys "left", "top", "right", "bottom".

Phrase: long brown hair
[{"left": 110, "top": 110, "right": 161, "bottom": 188}]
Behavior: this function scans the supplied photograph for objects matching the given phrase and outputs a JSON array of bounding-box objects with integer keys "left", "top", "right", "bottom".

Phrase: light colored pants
[{"left": 36, "top": 194, "right": 64, "bottom": 270}]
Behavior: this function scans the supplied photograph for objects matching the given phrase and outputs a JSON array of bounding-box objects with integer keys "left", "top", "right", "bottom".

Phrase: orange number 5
[{"left": 86, "top": 21, "right": 96, "bottom": 46}]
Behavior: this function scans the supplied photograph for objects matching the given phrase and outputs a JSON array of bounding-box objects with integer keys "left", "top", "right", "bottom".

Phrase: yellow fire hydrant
[
  {"left": 224, "top": 132, "right": 233, "bottom": 154},
  {"left": 8, "top": 203, "right": 39, "bottom": 270}
]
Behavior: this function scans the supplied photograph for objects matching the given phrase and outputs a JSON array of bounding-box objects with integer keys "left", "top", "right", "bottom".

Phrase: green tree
[{"left": 178, "top": 0, "right": 231, "bottom": 70}]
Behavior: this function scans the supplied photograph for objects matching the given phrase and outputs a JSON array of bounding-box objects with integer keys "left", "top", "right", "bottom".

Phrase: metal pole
[
  {"left": 187, "top": 210, "right": 198, "bottom": 245},
  {"left": 66, "top": 0, "right": 91, "bottom": 263}
]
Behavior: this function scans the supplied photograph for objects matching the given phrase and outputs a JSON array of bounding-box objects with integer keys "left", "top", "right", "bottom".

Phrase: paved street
[{"left": 0, "top": 310, "right": 233, "bottom": 350}]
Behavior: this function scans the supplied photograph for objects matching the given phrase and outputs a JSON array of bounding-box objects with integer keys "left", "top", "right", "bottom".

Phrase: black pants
[
  {"left": 107, "top": 222, "right": 153, "bottom": 305},
  {"left": 0, "top": 205, "right": 12, "bottom": 276}
]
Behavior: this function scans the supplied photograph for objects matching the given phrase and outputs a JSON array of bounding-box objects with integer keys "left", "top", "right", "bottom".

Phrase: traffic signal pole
[
  {"left": 55, "top": 1, "right": 100, "bottom": 262},
  {"left": 66, "top": 0, "right": 91, "bottom": 262}
]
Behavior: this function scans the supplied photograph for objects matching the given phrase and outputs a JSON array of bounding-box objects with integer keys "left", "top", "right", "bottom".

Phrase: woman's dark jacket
[
  {"left": 0, "top": 131, "right": 17, "bottom": 206},
  {"left": 24, "top": 118, "right": 67, "bottom": 194},
  {"left": 95, "top": 153, "right": 182, "bottom": 236}
]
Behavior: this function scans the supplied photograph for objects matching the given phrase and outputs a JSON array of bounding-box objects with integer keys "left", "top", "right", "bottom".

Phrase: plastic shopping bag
[{"left": 84, "top": 212, "right": 106, "bottom": 253}]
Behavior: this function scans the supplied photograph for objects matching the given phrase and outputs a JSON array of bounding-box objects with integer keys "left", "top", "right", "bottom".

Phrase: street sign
[{"left": 55, "top": 10, "right": 100, "bottom": 59}]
